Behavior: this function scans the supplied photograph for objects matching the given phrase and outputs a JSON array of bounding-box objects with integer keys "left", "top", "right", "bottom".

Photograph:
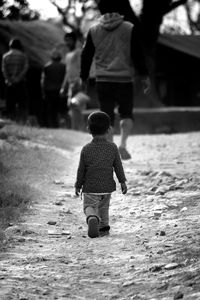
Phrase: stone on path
[
  {"left": 47, "top": 220, "right": 57, "bottom": 225},
  {"left": 164, "top": 263, "right": 179, "bottom": 270}
]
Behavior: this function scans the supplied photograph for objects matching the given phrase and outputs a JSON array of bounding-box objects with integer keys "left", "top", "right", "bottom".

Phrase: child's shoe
[
  {"left": 99, "top": 225, "right": 110, "bottom": 237},
  {"left": 87, "top": 216, "right": 99, "bottom": 238}
]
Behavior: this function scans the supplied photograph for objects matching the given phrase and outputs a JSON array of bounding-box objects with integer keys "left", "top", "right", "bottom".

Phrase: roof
[{"left": 158, "top": 34, "right": 200, "bottom": 59}]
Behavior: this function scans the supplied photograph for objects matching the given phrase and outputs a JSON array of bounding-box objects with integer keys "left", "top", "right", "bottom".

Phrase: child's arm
[
  {"left": 75, "top": 149, "right": 86, "bottom": 196},
  {"left": 121, "top": 182, "right": 127, "bottom": 194},
  {"left": 113, "top": 146, "right": 127, "bottom": 193},
  {"left": 75, "top": 187, "right": 81, "bottom": 196}
]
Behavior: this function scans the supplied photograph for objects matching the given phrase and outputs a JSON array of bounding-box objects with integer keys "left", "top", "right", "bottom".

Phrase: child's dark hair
[{"left": 88, "top": 111, "right": 110, "bottom": 135}]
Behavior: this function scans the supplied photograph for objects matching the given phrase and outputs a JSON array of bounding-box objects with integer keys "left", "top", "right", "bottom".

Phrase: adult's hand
[
  {"left": 142, "top": 76, "right": 151, "bottom": 95},
  {"left": 59, "top": 87, "right": 66, "bottom": 98}
]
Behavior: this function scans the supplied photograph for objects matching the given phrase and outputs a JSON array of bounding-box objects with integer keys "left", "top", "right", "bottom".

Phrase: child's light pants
[{"left": 83, "top": 193, "right": 111, "bottom": 229}]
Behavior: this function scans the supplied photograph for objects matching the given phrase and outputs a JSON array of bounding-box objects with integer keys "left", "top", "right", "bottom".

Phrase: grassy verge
[
  {"left": 0, "top": 180, "right": 32, "bottom": 228},
  {"left": 0, "top": 163, "right": 33, "bottom": 250},
  {"left": 0, "top": 150, "right": 33, "bottom": 231},
  {"left": 0, "top": 126, "right": 38, "bottom": 241},
  {"left": 0, "top": 123, "right": 89, "bottom": 244}
]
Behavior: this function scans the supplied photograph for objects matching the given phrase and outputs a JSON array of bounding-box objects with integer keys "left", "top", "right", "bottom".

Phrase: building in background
[{"left": 156, "top": 34, "right": 200, "bottom": 107}]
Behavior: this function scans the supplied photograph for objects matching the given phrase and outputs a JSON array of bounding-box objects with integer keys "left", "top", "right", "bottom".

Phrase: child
[{"left": 75, "top": 111, "right": 127, "bottom": 238}]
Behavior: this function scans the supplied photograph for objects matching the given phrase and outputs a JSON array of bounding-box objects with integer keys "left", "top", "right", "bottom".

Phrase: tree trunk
[{"left": 118, "top": 0, "right": 163, "bottom": 107}]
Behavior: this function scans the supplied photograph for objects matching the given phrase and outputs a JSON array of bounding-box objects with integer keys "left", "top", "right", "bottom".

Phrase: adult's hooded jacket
[{"left": 80, "top": 12, "right": 148, "bottom": 83}]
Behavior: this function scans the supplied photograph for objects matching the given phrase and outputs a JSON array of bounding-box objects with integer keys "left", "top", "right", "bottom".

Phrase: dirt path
[{"left": 0, "top": 130, "right": 200, "bottom": 300}]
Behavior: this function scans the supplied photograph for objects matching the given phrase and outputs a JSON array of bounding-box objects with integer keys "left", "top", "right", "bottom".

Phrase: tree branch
[
  {"left": 49, "top": 0, "right": 65, "bottom": 16},
  {"left": 49, "top": 0, "right": 77, "bottom": 31},
  {"left": 185, "top": 1, "right": 200, "bottom": 33}
]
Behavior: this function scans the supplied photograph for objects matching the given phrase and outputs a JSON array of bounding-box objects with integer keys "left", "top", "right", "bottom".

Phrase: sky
[
  {"left": 27, "top": 0, "right": 191, "bottom": 33},
  {"left": 28, "top": 0, "right": 59, "bottom": 19},
  {"left": 28, "top": 0, "right": 142, "bottom": 19}
]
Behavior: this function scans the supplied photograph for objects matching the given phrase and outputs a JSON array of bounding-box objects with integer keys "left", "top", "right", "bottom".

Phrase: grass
[
  {"left": 0, "top": 123, "right": 90, "bottom": 241},
  {"left": 0, "top": 181, "right": 31, "bottom": 227},
  {"left": 0, "top": 125, "right": 41, "bottom": 236},
  {"left": 0, "top": 150, "right": 33, "bottom": 232}
]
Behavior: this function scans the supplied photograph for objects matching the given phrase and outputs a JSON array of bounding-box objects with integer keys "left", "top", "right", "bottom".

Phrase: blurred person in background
[
  {"left": 60, "top": 32, "right": 87, "bottom": 131},
  {"left": 1, "top": 38, "right": 29, "bottom": 123},
  {"left": 41, "top": 48, "right": 66, "bottom": 128}
]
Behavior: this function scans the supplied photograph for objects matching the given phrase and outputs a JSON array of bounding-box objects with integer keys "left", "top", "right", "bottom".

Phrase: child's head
[{"left": 88, "top": 111, "right": 110, "bottom": 136}]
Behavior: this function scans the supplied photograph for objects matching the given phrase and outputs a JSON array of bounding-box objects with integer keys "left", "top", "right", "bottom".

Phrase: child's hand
[
  {"left": 75, "top": 188, "right": 81, "bottom": 196},
  {"left": 121, "top": 183, "right": 127, "bottom": 194}
]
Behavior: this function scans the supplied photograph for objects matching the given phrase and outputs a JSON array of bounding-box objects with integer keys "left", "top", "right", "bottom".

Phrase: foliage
[
  {"left": 0, "top": 0, "right": 40, "bottom": 20},
  {"left": 185, "top": 0, "right": 200, "bottom": 33},
  {"left": 0, "top": 160, "right": 32, "bottom": 229},
  {"left": 49, "top": 0, "right": 200, "bottom": 37},
  {"left": 159, "top": 0, "right": 200, "bottom": 34},
  {"left": 50, "top": 0, "right": 97, "bottom": 36},
  {"left": 0, "top": 20, "right": 65, "bottom": 66},
  {"left": 49, "top": 0, "right": 99, "bottom": 39}
]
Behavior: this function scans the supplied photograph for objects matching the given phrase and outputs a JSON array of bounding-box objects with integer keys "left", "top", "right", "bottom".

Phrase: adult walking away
[
  {"left": 80, "top": 0, "right": 151, "bottom": 159},
  {"left": 41, "top": 49, "right": 66, "bottom": 128},
  {"left": 75, "top": 111, "right": 127, "bottom": 238},
  {"left": 1, "top": 38, "right": 29, "bottom": 123}
]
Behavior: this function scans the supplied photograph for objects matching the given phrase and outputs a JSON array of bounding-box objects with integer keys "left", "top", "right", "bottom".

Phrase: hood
[{"left": 99, "top": 13, "right": 124, "bottom": 31}]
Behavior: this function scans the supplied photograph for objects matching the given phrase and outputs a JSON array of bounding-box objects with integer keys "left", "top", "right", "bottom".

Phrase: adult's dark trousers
[
  {"left": 5, "top": 81, "right": 29, "bottom": 122},
  {"left": 96, "top": 81, "right": 134, "bottom": 126}
]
